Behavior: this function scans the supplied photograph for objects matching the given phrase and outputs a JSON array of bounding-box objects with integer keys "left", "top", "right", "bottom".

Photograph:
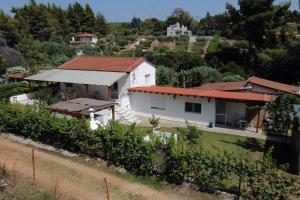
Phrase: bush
[{"left": 0, "top": 103, "right": 154, "bottom": 176}]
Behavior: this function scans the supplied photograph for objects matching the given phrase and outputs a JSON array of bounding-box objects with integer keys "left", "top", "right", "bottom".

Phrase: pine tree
[
  {"left": 84, "top": 4, "right": 95, "bottom": 33},
  {"left": 95, "top": 13, "right": 109, "bottom": 36}
]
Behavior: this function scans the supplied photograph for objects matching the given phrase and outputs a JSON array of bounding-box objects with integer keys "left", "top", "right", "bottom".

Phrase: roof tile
[
  {"left": 128, "top": 86, "right": 276, "bottom": 102},
  {"left": 59, "top": 56, "right": 147, "bottom": 72}
]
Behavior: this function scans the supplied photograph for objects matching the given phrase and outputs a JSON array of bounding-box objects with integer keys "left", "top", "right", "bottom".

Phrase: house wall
[
  {"left": 130, "top": 92, "right": 216, "bottom": 126},
  {"left": 118, "top": 62, "right": 156, "bottom": 107}
]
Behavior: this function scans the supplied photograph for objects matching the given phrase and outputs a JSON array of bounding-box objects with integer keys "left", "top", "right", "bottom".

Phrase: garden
[{"left": 0, "top": 102, "right": 299, "bottom": 200}]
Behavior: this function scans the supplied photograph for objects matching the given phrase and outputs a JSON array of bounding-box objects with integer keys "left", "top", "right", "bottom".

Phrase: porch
[
  {"left": 215, "top": 100, "right": 264, "bottom": 133},
  {"left": 23, "top": 69, "right": 126, "bottom": 103}
]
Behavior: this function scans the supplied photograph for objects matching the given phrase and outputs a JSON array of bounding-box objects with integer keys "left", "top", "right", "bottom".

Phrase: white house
[
  {"left": 128, "top": 86, "right": 275, "bottom": 132},
  {"left": 25, "top": 56, "right": 156, "bottom": 124},
  {"left": 167, "top": 23, "right": 197, "bottom": 42},
  {"left": 70, "top": 33, "right": 98, "bottom": 47}
]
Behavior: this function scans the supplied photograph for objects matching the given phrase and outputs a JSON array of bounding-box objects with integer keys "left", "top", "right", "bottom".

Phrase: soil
[{"left": 0, "top": 136, "right": 229, "bottom": 200}]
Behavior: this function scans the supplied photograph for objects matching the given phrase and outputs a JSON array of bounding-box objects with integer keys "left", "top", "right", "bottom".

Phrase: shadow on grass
[{"left": 220, "top": 138, "right": 265, "bottom": 152}]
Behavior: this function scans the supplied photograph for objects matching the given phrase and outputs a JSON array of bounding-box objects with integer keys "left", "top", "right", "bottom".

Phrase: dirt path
[
  {"left": 202, "top": 41, "right": 210, "bottom": 58},
  {"left": 0, "top": 137, "right": 226, "bottom": 200}
]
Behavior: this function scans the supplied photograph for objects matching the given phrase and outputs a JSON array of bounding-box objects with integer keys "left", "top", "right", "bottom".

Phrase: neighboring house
[
  {"left": 24, "top": 56, "right": 156, "bottom": 124},
  {"left": 70, "top": 33, "right": 98, "bottom": 47},
  {"left": 128, "top": 86, "right": 275, "bottom": 132},
  {"left": 167, "top": 23, "right": 197, "bottom": 42},
  {"left": 196, "top": 76, "right": 300, "bottom": 96}
]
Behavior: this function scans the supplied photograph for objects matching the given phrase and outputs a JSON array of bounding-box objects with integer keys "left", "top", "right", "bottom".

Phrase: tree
[
  {"left": 226, "top": 0, "right": 290, "bottom": 49},
  {"left": 0, "top": 10, "right": 19, "bottom": 46},
  {"left": 265, "top": 94, "right": 294, "bottom": 137},
  {"left": 16, "top": 36, "right": 46, "bottom": 66},
  {"left": 84, "top": 4, "right": 95, "bottom": 33},
  {"left": 166, "top": 8, "right": 196, "bottom": 31},
  {"left": 130, "top": 16, "right": 143, "bottom": 31},
  {"left": 156, "top": 65, "right": 177, "bottom": 86},
  {"left": 67, "top": 2, "right": 85, "bottom": 33},
  {"left": 95, "top": 13, "right": 109, "bottom": 36},
  {"left": 0, "top": 38, "right": 25, "bottom": 71}
]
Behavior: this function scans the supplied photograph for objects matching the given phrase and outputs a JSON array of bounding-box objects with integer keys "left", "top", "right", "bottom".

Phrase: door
[
  {"left": 112, "top": 82, "right": 118, "bottom": 99},
  {"left": 216, "top": 100, "right": 227, "bottom": 126}
]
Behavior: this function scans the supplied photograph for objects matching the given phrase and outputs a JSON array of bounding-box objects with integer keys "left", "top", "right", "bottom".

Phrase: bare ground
[{"left": 0, "top": 137, "right": 228, "bottom": 200}]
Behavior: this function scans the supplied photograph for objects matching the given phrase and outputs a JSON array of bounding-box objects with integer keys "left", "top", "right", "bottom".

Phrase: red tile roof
[
  {"left": 59, "top": 56, "right": 148, "bottom": 73},
  {"left": 195, "top": 81, "right": 247, "bottom": 91},
  {"left": 247, "top": 76, "right": 299, "bottom": 95},
  {"left": 6, "top": 72, "right": 25, "bottom": 79},
  {"left": 128, "top": 86, "right": 276, "bottom": 102},
  {"left": 79, "top": 33, "right": 96, "bottom": 37}
]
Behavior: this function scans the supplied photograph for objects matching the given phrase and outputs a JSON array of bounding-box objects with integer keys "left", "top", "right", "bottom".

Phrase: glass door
[{"left": 216, "top": 100, "right": 227, "bottom": 126}]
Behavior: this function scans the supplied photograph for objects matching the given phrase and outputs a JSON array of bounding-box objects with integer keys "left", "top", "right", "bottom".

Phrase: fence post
[
  {"left": 103, "top": 178, "right": 110, "bottom": 200},
  {"left": 32, "top": 148, "right": 36, "bottom": 187}
]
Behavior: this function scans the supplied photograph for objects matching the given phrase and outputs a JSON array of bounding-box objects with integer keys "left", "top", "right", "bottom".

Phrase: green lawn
[
  {"left": 137, "top": 126, "right": 266, "bottom": 156},
  {"left": 197, "top": 131, "right": 265, "bottom": 154}
]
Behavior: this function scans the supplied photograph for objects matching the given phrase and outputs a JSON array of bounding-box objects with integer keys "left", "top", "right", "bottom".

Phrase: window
[
  {"left": 151, "top": 96, "right": 166, "bottom": 110},
  {"left": 145, "top": 74, "right": 151, "bottom": 85},
  {"left": 185, "top": 102, "right": 201, "bottom": 114}
]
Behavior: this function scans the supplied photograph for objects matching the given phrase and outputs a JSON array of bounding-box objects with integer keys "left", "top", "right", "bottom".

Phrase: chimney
[{"left": 72, "top": 37, "right": 75, "bottom": 42}]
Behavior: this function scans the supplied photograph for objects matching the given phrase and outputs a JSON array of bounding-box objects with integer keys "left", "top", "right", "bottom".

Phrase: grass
[
  {"left": 139, "top": 126, "right": 266, "bottom": 156},
  {"left": 208, "top": 34, "right": 220, "bottom": 53}
]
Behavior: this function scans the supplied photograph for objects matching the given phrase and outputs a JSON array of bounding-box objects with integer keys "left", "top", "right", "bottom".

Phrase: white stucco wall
[
  {"left": 130, "top": 62, "right": 156, "bottom": 88},
  {"left": 130, "top": 92, "right": 216, "bottom": 126}
]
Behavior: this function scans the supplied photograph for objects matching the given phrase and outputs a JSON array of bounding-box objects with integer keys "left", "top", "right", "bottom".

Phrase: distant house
[
  {"left": 196, "top": 76, "right": 300, "bottom": 96},
  {"left": 167, "top": 23, "right": 197, "bottom": 42},
  {"left": 70, "top": 33, "right": 98, "bottom": 47}
]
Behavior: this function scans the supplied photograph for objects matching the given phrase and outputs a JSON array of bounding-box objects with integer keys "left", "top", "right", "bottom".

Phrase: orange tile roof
[
  {"left": 128, "top": 86, "right": 276, "bottom": 102},
  {"left": 59, "top": 56, "right": 148, "bottom": 73},
  {"left": 6, "top": 72, "right": 25, "bottom": 79},
  {"left": 247, "top": 76, "right": 298, "bottom": 95},
  {"left": 195, "top": 81, "right": 246, "bottom": 91},
  {"left": 79, "top": 33, "right": 96, "bottom": 37}
]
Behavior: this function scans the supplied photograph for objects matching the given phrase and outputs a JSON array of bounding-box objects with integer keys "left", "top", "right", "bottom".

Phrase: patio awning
[
  {"left": 49, "top": 98, "right": 115, "bottom": 117},
  {"left": 25, "top": 69, "right": 126, "bottom": 87}
]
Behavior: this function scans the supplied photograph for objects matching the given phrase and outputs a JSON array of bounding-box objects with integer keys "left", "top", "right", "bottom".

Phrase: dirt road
[{"left": 0, "top": 137, "right": 226, "bottom": 200}]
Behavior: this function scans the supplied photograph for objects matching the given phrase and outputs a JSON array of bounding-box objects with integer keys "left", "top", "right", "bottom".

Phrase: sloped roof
[
  {"left": 25, "top": 69, "right": 126, "bottom": 86},
  {"left": 128, "top": 86, "right": 276, "bottom": 102},
  {"left": 79, "top": 33, "right": 96, "bottom": 37},
  {"left": 195, "top": 81, "right": 246, "bottom": 91},
  {"left": 247, "top": 76, "right": 298, "bottom": 95},
  {"left": 59, "top": 56, "right": 147, "bottom": 73}
]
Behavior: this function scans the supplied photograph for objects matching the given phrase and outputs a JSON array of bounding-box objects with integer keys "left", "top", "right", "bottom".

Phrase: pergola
[
  {"left": 50, "top": 98, "right": 116, "bottom": 120},
  {"left": 24, "top": 69, "right": 126, "bottom": 101}
]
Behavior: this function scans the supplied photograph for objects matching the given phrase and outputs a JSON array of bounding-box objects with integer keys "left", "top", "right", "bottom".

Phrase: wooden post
[
  {"left": 28, "top": 81, "right": 32, "bottom": 99},
  {"left": 111, "top": 105, "right": 115, "bottom": 121},
  {"left": 85, "top": 84, "right": 89, "bottom": 98},
  {"left": 104, "top": 178, "right": 110, "bottom": 200},
  {"left": 32, "top": 149, "right": 36, "bottom": 187},
  {"left": 256, "top": 107, "right": 261, "bottom": 133},
  {"left": 107, "top": 86, "right": 112, "bottom": 101},
  {"left": 64, "top": 83, "right": 68, "bottom": 101}
]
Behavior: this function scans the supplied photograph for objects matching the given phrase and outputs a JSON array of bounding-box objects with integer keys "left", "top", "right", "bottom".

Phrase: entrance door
[
  {"left": 216, "top": 101, "right": 227, "bottom": 126},
  {"left": 112, "top": 82, "right": 118, "bottom": 99}
]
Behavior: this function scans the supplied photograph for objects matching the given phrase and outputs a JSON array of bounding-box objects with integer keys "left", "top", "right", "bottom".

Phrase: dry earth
[{"left": 0, "top": 137, "right": 229, "bottom": 200}]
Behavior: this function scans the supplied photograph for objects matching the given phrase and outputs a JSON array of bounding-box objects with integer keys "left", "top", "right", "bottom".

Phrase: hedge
[{"left": 0, "top": 102, "right": 299, "bottom": 199}]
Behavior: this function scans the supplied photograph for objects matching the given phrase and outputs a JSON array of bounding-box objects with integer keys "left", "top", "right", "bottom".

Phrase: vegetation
[
  {"left": 265, "top": 94, "right": 295, "bottom": 137},
  {"left": 0, "top": 102, "right": 299, "bottom": 199}
]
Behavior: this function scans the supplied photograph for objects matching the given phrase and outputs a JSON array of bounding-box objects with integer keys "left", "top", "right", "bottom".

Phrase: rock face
[{"left": 0, "top": 37, "right": 25, "bottom": 72}]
